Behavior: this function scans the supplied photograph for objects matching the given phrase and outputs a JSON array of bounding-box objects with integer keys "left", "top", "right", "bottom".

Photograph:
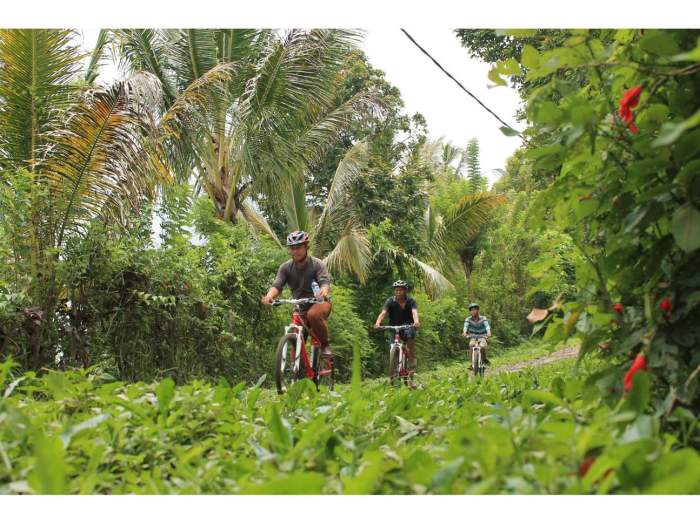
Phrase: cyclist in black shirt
[{"left": 373, "top": 280, "right": 420, "bottom": 387}]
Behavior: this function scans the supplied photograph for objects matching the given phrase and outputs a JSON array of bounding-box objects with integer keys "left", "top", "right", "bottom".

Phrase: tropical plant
[
  {"left": 0, "top": 29, "right": 169, "bottom": 369},
  {"left": 112, "top": 29, "right": 377, "bottom": 232}
]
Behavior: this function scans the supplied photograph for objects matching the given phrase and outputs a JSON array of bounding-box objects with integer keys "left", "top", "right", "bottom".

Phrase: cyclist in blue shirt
[{"left": 462, "top": 302, "right": 491, "bottom": 365}]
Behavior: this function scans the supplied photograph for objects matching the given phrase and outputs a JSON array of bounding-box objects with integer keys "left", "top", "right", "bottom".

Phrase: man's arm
[
  {"left": 484, "top": 319, "right": 492, "bottom": 337},
  {"left": 374, "top": 310, "right": 387, "bottom": 329},
  {"left": 262, "top": 263, "right": 286, "bottom": 304},
  {"left": 411, "top": 308, "right": 420, "bottom": 329},
  {"left": 315, "top": 259, "right": 331, "bottom": 299},
  {"left": 462, "top": 318, "right": 468, "bottom": 336},
  {"left": 261, "top": 286, "right": 281, "bottom": 305}
]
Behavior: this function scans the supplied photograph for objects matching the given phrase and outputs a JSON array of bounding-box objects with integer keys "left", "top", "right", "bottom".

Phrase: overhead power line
[{"left": 400, "top": 28, "right": 522, "bottom": 138}]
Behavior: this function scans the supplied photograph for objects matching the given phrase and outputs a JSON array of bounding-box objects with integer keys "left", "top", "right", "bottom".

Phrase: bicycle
[
  {"left": 466, "top": 334, "right": 488, "bottom": 377},
  {"left": 377, "top": 325, "right": 415, "bottom": 386},
  {"left": 272, "top": 297, "right": 333, "bottom": 394}
]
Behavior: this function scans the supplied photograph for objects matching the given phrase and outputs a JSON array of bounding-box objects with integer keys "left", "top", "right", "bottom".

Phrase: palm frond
[
  {"left": 238, "top": 201, "right": 282, "bottom": 246},
  {"left": 440, "top": 192, "right": 507, "bottom": 249},
  {"left": 323, "top": 222, "right": 372, "bottom": 284},
  {"left": 112, "top": 29, "right": 178, "bottom": 103},
  {"left": 282, "top": 179, "right": 310, "bottom": 233},
  {"left": 312, "top": 141, "right": 369, "bottom": 254},
  {"left": 84, "top": 29, "right": 110, "bottom": 84},
  {"left": 0, "top": 29, "right": 82, "bottom": 169},
  {"left": 39, "top": 79, "right": 163, "bottom": 246}
]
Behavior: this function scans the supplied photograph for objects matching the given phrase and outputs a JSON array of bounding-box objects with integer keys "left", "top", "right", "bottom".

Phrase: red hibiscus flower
[
  {"left": 618, "top": 85, "right": 643, "bottom": 134},
  {"left": 660, "top": 297, "right": 673, "bottom": 313},
  {"left": 623, "top": 353, "right": 648, "bottom": 392},
  {"left": 613, "top": 303, "right": 623, "bottom": 314}
]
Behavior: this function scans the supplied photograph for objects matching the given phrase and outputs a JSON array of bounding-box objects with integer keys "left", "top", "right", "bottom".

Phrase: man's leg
[
  {"left": 306, "top": 301, "right": 333, "bottom": 353},
  {"left": 481, "top": 339, "right": 490, "bottom": 364}
]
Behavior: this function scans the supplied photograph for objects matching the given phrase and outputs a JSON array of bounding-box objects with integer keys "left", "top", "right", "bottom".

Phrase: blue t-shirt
[{"left": 464, "top": 314, "right": 490, "bottom": 335}]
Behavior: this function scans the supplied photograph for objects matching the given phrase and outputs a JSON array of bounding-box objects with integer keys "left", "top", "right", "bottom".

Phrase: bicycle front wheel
[{"left": 275, "top": 333, "right": 299, "bottom": 394}]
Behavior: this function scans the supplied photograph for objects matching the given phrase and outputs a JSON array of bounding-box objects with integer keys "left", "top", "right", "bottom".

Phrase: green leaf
[
  {"left": 670, "top": 37, "right": 700, "bottom": 62},
  {"left": 488, "top": 68, "right": 507, "bottom": 87},
  {"left": 60, "top": 413, "right": 110, "bottom": 448},
  {"left": 497, "top": 29, "right": 537, "bottom": 37},
  {"left": 28, "top": 433, "right": 67, "bottom": 494},
  {"left": 652, "top": 109, "right": 700, "bottom": 147},
  {"left": 639, "top": 32, "right": 680, "bottom": 56},
  {"left": 623, "top": 372, "right": 650, "bottom": 415},
  {"left": 155, "top": 377, "right": 176, "bottom": 416},
  {"left": 671, "top": 204, "right": 700, "bottom": 252},
  {"left": 520, "top": 44, "right": 540, "bottom": 69},
  {"left": 525, "top": 390, "right": 565, "bottom": 406},
  {"left": 498, "top": 58, "right": 521, "bottom": 75},
  {"left": 240, "top": 472, "right": 326, "bottom": 494},
  {"left": 645, "top": 449, "right": 700, "bottom": 494},
  {"left": 269, "top": 404, "right": 293, "bottom": 453},
  {"left": 499, "top": 126, "right": 520, "bottom": 137},
  {"left": 570, "top": 104, "right": 595, "bottom": 126}
]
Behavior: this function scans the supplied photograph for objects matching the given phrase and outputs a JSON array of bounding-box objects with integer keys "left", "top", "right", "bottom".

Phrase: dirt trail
[{"left": 493, "top": 346, "right": 579, "bottom": 374}]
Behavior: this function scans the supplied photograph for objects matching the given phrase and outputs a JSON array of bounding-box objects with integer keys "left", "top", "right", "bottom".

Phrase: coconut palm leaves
[
  {"left": 113, "top": 28, "right": 374, "bottom": 226},
  {"left": 0, "top": 29, "right": 81, "bottom": 169},
  {"left": 0, "top": 30, "right": 171, "bottom": 248},
  {"left": 424, "top": 192, "right": 507, "bottom": 277},
  {"left": 46, "top": 75, "right": 168, "bottom": 245}
]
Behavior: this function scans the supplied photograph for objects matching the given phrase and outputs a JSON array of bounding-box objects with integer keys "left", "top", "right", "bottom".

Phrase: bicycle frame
[
  {"left": 273, "top": 297, "right": 332, "bottom": 388},
  {"left": 284, "top": 309, "right": 321, "bottom": 380},
  {"left": 467, "top": 335, "right": 487, "bottom": 376},
  {"left": 379, "top": 325, "right": 413, "bottom": 382}
]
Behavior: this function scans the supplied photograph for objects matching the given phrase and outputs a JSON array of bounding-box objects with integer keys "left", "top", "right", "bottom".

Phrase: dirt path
[{"left": 493, "top": 346, "right": 579, "bottom": 374}]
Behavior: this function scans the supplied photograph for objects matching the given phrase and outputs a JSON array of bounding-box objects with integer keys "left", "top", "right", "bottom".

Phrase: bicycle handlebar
[
  {"left": 271, "top": 297, "right": 325, "bottom": 306},
  {"left": 377, "top": 324, "right": 415, "bottom": 331}
]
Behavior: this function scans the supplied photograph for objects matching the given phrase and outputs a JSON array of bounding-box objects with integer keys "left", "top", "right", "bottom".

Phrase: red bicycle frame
[{"left": 291, "top": 310, "right": 320, "bottom": 379}]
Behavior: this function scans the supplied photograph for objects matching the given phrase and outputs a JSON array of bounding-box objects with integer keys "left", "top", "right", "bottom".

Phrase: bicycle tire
[
  {"left": 311, "top": 346, "right": 334, "bottom": 391},
  {"left": 399, "top": 347, "right": 408, "bottom": 384},
  {"left": 472, "top": 346, "right": 480, "bottom": 377},
  {"left": 275, "top": 333, "right": 299, "bottom": 394},
  {"left": 389, "top": 346, "right": 399, "bottom": 383}
]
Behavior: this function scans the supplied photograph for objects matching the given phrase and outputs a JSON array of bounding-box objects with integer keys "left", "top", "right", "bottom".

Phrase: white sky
[
  {"left": 361, "top": 29, "right": 523, "bottom": 183},
  {"left": 78, "top": 28, "right": 523, "bottom": 186}
]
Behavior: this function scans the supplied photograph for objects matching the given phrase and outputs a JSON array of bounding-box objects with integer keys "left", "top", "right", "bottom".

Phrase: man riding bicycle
[
  {"left": 261, "top": 230, "right": 333, "bottom": 356},
  {"left": 373, "top": 280, "right": 420, "bottom": 387},
  {"left": 462, "top": 302, "right": 491, "bottom": 365}
]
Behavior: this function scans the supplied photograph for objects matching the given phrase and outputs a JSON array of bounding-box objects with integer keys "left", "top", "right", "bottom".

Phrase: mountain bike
[
  {"left": 272, "top": 297, "right": 333, "bottom": 394},
  {"left": 377, "top": 325, "right": 415, "bottom": 385},
  {"left": 467, "top": 334, "right": 488, "bottom": 377}
]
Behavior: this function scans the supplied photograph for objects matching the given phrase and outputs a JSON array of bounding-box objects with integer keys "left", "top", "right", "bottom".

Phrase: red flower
[
  {"left": 613, "top": 303, "right": 623, "bottom": 314},
  {"left": 660, "top": 297, "right": 673, "bottom": 313},
  {"left": 618, "top": 85, "right": 643, "bottom": 134},
  {"left": 623, "top": 353, "right": 648, "bottom": 392}
]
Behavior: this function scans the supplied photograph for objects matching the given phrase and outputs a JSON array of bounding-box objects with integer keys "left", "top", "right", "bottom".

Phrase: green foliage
[
  {"left": 2, "top": 345, "right": 699, "bottom": 494},
  {"left": 492, "top": 28, "right": 700, "bottom": 409}
]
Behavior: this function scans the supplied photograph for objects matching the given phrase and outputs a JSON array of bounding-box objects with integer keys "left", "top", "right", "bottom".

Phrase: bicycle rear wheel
[
  {"left": 311, "top": 346, "right": 334, "bottom": 391},
  {"left": 275, "top": 333, "right": 299, "bottom": 394}
]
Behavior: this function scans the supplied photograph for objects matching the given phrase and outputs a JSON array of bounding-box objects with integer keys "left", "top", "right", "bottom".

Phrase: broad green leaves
[
  {"left": 3, "top": 346, "right": 700, "bottom": 494},
  {"left": 671, "top": 205, "right": 700, "bottom": 252}
]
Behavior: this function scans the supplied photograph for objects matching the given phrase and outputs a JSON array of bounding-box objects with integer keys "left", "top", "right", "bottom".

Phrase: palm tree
[
  {"left": 0, "top": 29, "right": 169, "bottom": 368},
  {"left": 111, "top": 29, "right": 377, "bottom": 232},
  {"left": 273, "top": 140, "right": 505, "bottom": 297}
]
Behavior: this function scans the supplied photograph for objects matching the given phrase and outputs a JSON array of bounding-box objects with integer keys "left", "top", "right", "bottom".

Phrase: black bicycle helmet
[
  {"left": 468, "top": 302, "right": 479, "bottom": 310},
  {"left": 392, "top": 280, "right": 408, "bottom": 288},
  {"left": 286, "top": 230, "right": 309, "bottom": 246}
]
